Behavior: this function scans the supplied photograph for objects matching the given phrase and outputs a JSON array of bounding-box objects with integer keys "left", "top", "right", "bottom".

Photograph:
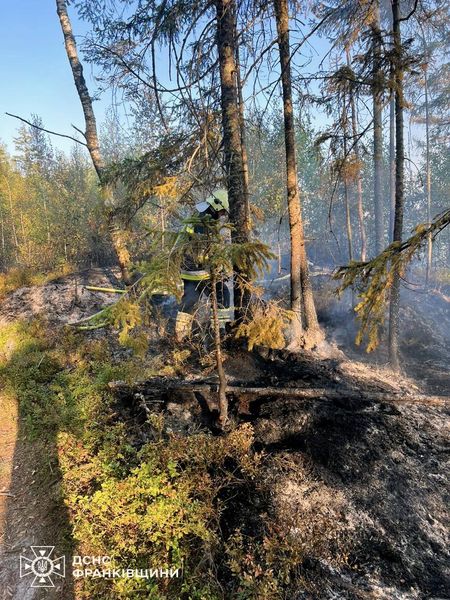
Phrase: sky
[
  {"left": 0, "top": 1, "right": 331, "bottom": 158},
  {"left": 0, "top": 0, "right": 107, "bottom": 154},
  {"left": 0, "top": 1, "right": 424, "bottom": 162}
]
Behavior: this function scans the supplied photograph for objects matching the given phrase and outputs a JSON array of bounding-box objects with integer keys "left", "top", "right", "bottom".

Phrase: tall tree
[
  {"left": 421, "top": 39, "right": 433, "bottom": 285},
  {"left": 214, "top": 0, "right": 251, "bottom": 316},
  {"left": 273, "top": 0, "right": 323, "bottom": 347},
  {"left": 346, "top": 48, "right": 367, "bottom": 261},
  {"left": 55, "top": 0, "right": 131, "bottom": 283},
  {"left": 371, "top": 0, "right": 385, "bottom": 255},
  {"left": 388, "top": 0, "right": 406, "bottom": 370},
  {"left": 389, "top": 96, "right": 396, "bottom": 242}
]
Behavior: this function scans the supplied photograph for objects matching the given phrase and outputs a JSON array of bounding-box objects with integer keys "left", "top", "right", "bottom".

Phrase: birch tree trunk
[
  {"left": 55, "top": 0, "right": 131, "bottom": 284},
  {"left": 274, "top": 0, "right": 323, "bottom": 348}
]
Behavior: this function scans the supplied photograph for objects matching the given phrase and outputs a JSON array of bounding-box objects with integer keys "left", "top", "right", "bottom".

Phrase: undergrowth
[{"left": 0, "top": 319, "right": 309, "bottom": 599}]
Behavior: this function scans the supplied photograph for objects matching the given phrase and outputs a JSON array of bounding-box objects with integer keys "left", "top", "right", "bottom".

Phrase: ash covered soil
[
  {"left": 241, "top": 352, "right": 449, "bottom": 599},
  {"left": 1, "top": 269, "right": 449, "bottom": 599},
  {"left": 0, "top": 267, "right": 124, "bottom": 326}
]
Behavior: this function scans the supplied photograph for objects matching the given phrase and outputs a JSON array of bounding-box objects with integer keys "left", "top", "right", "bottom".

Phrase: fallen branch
[{"left": 108, "top": 379, "right": 445, "bottom": 405}]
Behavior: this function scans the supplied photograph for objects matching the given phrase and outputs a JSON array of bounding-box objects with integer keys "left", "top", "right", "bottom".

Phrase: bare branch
[{"left": 5, "top": 112, "right": 88, "bottom": 147}]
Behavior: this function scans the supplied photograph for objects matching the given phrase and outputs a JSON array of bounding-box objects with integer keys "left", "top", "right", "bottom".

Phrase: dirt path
[
  {"left": 0, "top": 394, "right": 74, "bottom": 600},
  {"left": 0, "top": 394, "right": 18, "bottom": 600}
]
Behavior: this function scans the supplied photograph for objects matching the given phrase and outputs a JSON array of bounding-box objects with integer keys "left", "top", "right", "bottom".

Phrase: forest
[{"left": 0, "top": 0, "right": 449, "bottom": 599}]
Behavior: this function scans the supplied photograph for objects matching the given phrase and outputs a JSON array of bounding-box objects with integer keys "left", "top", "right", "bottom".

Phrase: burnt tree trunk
[
  {"left": 215, "top": 0, "right": 250, "bottom": 318},
  {"left": 55, "top": 0, "right": 131, "bottom": 284},
  {"left": 388, "top": 0, "right": 405, "bottom": 371},
  {"left": 274, "top": 0, "right": 323, "bottom": 348}
]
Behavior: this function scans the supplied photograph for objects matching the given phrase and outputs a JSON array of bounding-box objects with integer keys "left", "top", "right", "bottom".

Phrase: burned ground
[
  {"left": 1, "top": 269, "right": 449, "bottom": 599},
  {"left": 113, "top": 346, "right": 449, "bottom": 599}
]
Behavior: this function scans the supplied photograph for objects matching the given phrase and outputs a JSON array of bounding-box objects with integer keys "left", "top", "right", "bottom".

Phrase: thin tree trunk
[
  {"left": 160, "top": 206, "right": 166, "bottom": 250},
  {"left": 372, "top": 1, "right": 384, "bottom": 255},
  {"left": 0, "top": 212, "right": 5, "bottom": 262},
  {"left": 19, "top": 212, "right": 29, "bottom": 263},
  {"left": 389, "top": 97, "right": 396, "bottom": 242},
  {"left": 3, "top": 175, "right": 19, "bottom": 261},
  {"left": 344, "top": 181, "right": 353, "bottom": 262},
  {"left": 347, "top": 48, "right": 367, "bottom": 261},
  {"left": 342, "top": 102, "right": 354, "bottom": 263},
  {"left": 215, "top": 0, "right": 250, "bottom": 318},
  {"left": 274, "top": 0, "right": 323, "bottom": 348},
  {"left": 423, "top": 60, "right": 432, "bottom": 286},
  {"left": 236, "top": 44, "right": 251, "bottom": 233},
  {"left": 55, "top": 0, "right": 131, "bottom": 283},
  {"left": 43, "top": 196, "right": 51, "bottom": 245},
  {"left": 388, "top": 0, "right": 405, "bottom": 371},
  {"left": 211, "top": 272, "right": 228, "bottom": 426}
]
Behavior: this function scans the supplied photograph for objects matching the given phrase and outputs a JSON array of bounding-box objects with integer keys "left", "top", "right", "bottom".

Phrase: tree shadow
[{"left": 0, "top": 337, "right": 75, "bottom": 600}]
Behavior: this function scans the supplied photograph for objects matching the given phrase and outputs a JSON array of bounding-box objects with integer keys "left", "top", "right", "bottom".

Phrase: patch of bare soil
[{"left": 0, "top": 268, "right": 123, "bottom": 326}]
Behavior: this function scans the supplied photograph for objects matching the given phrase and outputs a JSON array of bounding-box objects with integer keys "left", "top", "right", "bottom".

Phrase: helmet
[{"left": 195, "top": 189, "right": 229, "bottom": 213}]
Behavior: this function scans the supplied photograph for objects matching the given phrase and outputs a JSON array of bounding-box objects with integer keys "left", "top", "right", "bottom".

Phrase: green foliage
[
  {"left": 225, "top": 529, "right": 299, "bottom": 600},
  {"left": 236, "top": 303, "right": 294, "bottom": 351},
  {"left": 67, "top": 418, "right": 260, "bottom": 598},
  {"left": 0, "top": 318, "right": 276, "bottom": 598},
  {"left": 0, "top": 138, "right": 110, "bottom": 273},
  {"left": 334, "top": 209, "right": 450, "bottom": 350}
]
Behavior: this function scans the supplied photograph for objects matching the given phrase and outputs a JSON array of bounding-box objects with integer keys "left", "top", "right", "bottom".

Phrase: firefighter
[{"left": 175, "top": 189, "right": 233, "bottom": 342}]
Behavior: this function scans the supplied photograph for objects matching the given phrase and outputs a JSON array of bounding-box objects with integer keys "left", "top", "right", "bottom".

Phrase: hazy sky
[{"left": 0, "top": 0, "right": 107, "bottom": 154}]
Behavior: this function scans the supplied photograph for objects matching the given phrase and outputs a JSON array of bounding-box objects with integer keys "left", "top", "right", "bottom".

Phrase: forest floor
[{"left": 0, "top": 268, "right": 448, "bottom": 599}]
